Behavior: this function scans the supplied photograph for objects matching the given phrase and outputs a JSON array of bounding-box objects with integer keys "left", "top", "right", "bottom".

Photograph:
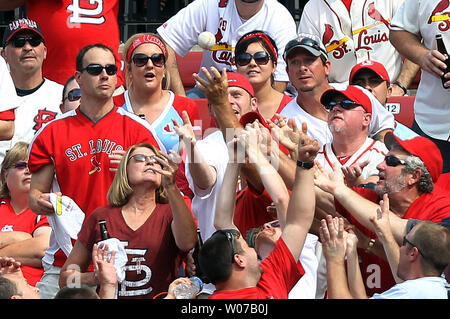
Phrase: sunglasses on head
[
  {"left": 384, "top": 155, "right": 406, "bottom": 167},
  {"left": 9, "top": 36, "right": 43, "bottom": 48},
  {"left": 235, "top": 51, "right": 270, "bottom": 67},
  {"left": 132, "top": 53, "right": 165, "bottom": 68},
  {"left": 214, "top": 229, "right": 241, "bottom": 263},
  {"left": 81, "top": 64, "right": 117, "bottom": 76},
  {"left": 324, "top": 99, "right": 362, "bottom": 111},
  {"left": 64, "top": 88, "right": 81, "bottom": 102},
  {"left": 7, "top": 161, "right": 28, "bottom": 170}
]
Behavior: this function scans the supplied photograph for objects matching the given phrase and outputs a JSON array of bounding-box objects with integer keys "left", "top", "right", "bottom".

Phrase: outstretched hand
[
  {"left": 193, "top": 67, "right": 229, "bottom": 105},
  {"left": 296, "top": 122, "right": 320, "bottom": 163}
]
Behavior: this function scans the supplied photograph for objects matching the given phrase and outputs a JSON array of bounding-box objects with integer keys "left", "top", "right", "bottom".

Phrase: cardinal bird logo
[
  {"left": 322, "top": 24, "right": 334, "bottom": 45},
  {"left": 368, "top": 3, "right": 390, "bottom": 28},
  {"left": 428, "top": 0, "right": 450, "bottom": 24},
  {"left": 89, "top": 156, "right": 101, "bottom": 175}
]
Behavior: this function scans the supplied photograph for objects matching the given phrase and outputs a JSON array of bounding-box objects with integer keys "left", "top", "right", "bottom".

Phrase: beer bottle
[
  {"left": 98, "top": 220, "right": 109, "bottom": 240},
  {"left": 436, "top": 34, "right": 450, "bottom": 88}
]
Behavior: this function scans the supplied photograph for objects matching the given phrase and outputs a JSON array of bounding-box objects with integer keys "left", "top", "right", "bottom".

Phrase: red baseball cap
[
  {"left": 384, "top": 133, "right": 443, "bottom": 182},
  {"left": 227, "top": 71, "right": 255, "bottom": 97},
  {"left": 2, "top": 18, "right": 44, "bottom": 47},
  {"left": 239, "top": 111, "right": 271, "bottom": 130},
  {"left": 320, "top": 85, "right": 372, "bottom": 113},
  {"left": 349, "top": 60, "right": 390, "bottom": 85}
]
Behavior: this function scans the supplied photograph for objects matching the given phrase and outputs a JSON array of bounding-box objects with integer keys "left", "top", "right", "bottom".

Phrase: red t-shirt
[
  {"left": 77, "top": 204, "right": 185, "bottom": 299},
  {"left": 234, "top": 185, "right": 277, "bottom": 238},
  {"left": 0, "top": 109, "right": 15, "bottom": 121},
  {"left": 269, "top": 94, "right": 294, "bottom": 123},
  {"left": 0, "top": 199, "right": 50, "bottom": 286},
  {"left": 28, "top": 107, "right": 161, "bottom": 218},
  {"left": 209, "top": 238, "right": 304, "bottom": 299},
  {"left": 27, "top": 0, "right": 123, "bottom": 86},
  {"left": 335, "top": 186, "right": 450, "bottom": 296}
]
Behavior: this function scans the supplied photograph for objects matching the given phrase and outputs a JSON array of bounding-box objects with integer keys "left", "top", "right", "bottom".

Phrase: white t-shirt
[
  {"left": 157, "top": 0, "right": 297, "bottom": 83},
  {"left": 0, "top": 56, "right": 18, "bottom": 112},
  {"left": 288, "top": 233, "right": 319, "bottom": 299},
  {"left": 390, "top": 0, "right": 450, "bottom": 141},
  {"left": 185, "top": 129, "right": 229, "bottom": 242},
  {"left": 0, "top": 78, "right": 62, "bottom": 162},
  {"left": 371, "top": 276, "right": 449, "bottom": 299}
]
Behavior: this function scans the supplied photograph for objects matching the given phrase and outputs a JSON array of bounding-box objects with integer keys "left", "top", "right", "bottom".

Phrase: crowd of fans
[{"left": 0, "top": 0, "right": 448, "bottom": 300}]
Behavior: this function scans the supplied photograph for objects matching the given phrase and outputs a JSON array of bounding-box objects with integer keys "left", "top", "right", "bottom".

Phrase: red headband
[
  {"left": 126, "top": 34, "right": 167, "bottom": 62},
  {"left": 238, "top": 32, "right": 278, "bottom": 61}
]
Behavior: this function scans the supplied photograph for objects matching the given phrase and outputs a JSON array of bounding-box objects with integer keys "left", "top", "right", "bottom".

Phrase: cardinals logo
[
  {"left": 322, "top": 24, "right": 350, "bottom": 59},
  {"left": 33, "top": 109, "right": 57, "bottom": 131},
  {"left": 428, "top": 0, "right": 450, "bottom": 31},
  {"left": 89, "top": 155, "right": 101, "bottom": 175},
  {"left": 367, "top": 3, "right": 390, "bottom": 28},
  {"left": 322, "top": 24, "right": 334, "bottom": 46}
]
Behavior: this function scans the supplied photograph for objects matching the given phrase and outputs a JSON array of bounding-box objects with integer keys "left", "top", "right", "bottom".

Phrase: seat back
[
  {"left": 176, "top": 51, "right": 203, "bottom": 92},
  {"left": 385, "top": 95, "right": 415, "bottom": 128}
]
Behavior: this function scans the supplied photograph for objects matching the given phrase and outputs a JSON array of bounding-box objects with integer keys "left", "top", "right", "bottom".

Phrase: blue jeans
[{"left": 186, "top": 86, "right": 206, "bottom": 99}]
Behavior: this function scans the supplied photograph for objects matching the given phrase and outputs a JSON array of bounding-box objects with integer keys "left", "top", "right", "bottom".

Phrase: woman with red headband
[
  {"left": 235, "top": 31, "right": 294, "bottom": 123},
  {"left": 121, "top": 33, "right": 200, "bottom": 153}
]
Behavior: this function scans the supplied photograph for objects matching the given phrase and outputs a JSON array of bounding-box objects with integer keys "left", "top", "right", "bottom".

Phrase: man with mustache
[
  {"left": 315, "top": 85, "right": 388, "bottom": 187},
  {"left": 0, "top": 18, "right": 62, "bottom": 163},
  {"left": 314, "top": 132, "right": 450, "bottom": 296}
]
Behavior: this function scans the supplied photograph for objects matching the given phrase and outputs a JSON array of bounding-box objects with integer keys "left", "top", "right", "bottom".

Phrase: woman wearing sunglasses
[
  {"left": 235, "top": 31, "right": 293, "bottom": 122},
  {"left": 60, "top": 143, "right": 197, "bottom": 299},
  {"left": 0, "top": 142, "right": 51, "bottom": 288},
  {"left": 120, "top": 33, "right": 200, "bottom": 153},
  {"left": 60, "top": 75, "right": 81, "bottom": 114}
]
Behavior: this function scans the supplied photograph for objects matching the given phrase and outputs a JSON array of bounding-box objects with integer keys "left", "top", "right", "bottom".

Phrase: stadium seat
[
  {"left": 192, "top": 98, "right": 216, "bottom": 137},
  {"left": 386, "top": 95, "right": 415, "bottom": 128},
  {"left": 176, "top": 51, "right": 203, "bottom": 92}
]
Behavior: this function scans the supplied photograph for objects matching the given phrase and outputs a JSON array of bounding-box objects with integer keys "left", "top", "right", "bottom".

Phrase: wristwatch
[
  {"left": 296, "top": 160, "right": 314, "bottom": 170},
  {"left": 365, "top": 238, "right": 376, "bottom": 254}
]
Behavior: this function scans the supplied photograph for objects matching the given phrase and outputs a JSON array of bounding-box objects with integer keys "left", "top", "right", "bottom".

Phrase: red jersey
[
  {"left": 28, "top": 106, "right": 162, "bottom": 218},
  {"left": 269, "top": 94, "right": 294, "bottom": 122},
  {"left": 77, "top": 204, "right": 184, "bottom": 299},
  {"left": 335, "top": 186, "right": 450, "bottom": 296},
  {"left": 26, "top": 0, "right": 122, "bottom": 86},
  {"left": 234, "top": 186, "right": 277, "bottom": 237},
  {"left": 0, "top": 199, "right": 50, "bottom": 286},
  {"left": 209, "top": 238, "right": 304, "bottom": 299}
]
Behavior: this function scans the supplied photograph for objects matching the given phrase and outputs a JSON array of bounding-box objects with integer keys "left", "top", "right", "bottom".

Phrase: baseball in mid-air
[{"left": 198, "top": 31, "right": 216, "bottom": 50}]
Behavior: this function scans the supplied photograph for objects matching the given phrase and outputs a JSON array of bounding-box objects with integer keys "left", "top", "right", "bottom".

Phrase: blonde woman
[
  {"left": 120, "top": 33, "right": 200, "bottom": 153},
  {"left": 59, "top": 143, "right": 197, "bottom": 299},
  {"left": 0, "top": 142, "right": 51, "bottom": 287}
]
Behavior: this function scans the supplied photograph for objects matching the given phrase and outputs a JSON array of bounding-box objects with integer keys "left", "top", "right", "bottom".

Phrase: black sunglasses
[
  {"left": 285, "top": 36, "right": 327, "bottom": 57},
  {"left": 64, "top": 88, "right": 81, "bottom": 102},
  {"left": 81, "top": 64, "right": 118, "bottom": 76},
  {"left": 9, "top": 36, "right": 43, "bottom": 48},
  {"left": 235, "top": 51, "right": 270, "bottom": 67},
  {"left": 214, "top": 229, "right": 241, "bottom": 263},
  {"left": 132, "top": 53, "right": 165, "bottom": 68},
  {"left": 7, "top": 161, "right": 28, "bottom": 170},
  {"left": 402, "top": 236, "right": 428, "bottom": 259},
  {"left": 385, "top": 155, "right": 406, "bottom": 167},
  {"left": 324, "top": 99, "right": 362, "bottom": 111}
]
